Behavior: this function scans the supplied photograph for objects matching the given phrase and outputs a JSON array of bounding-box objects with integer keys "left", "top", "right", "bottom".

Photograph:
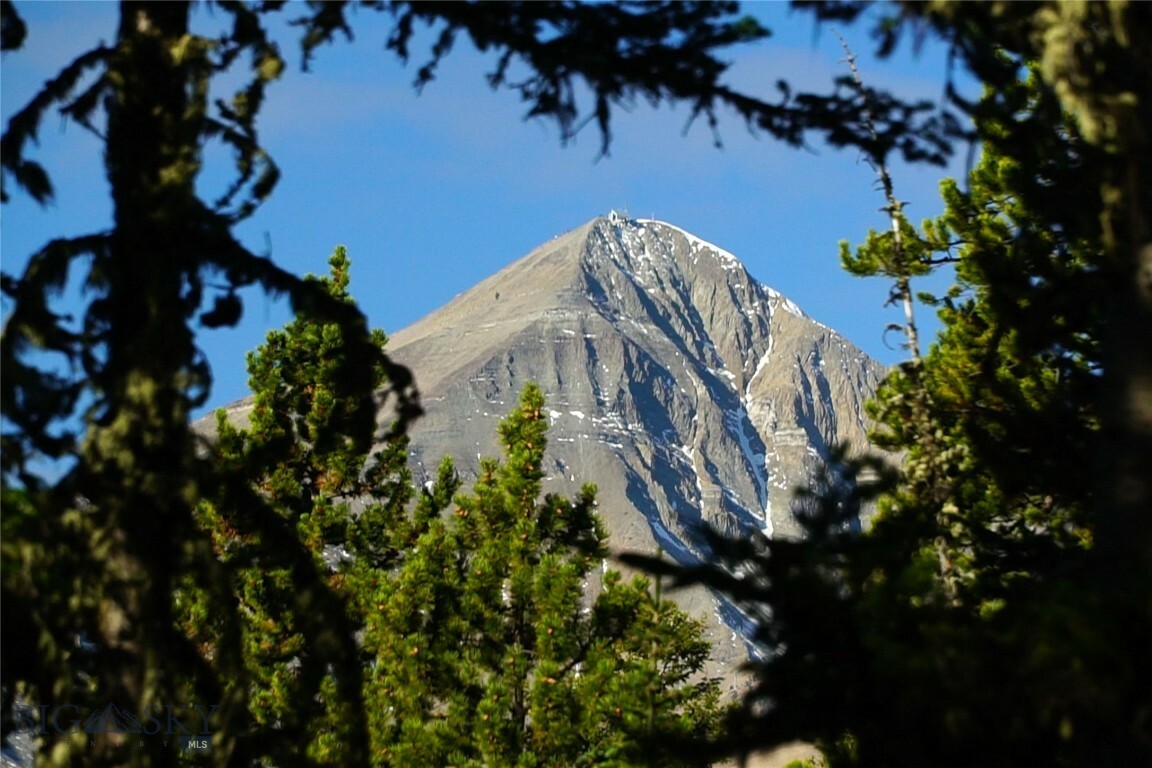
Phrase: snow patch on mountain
[{"left": 636, "top": 218, "right": 741, "bottom": 268}]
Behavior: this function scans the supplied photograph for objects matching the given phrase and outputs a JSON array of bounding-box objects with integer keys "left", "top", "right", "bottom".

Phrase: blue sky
[{"left": 3, "top": 1, "right": 973, "bottom": 420}]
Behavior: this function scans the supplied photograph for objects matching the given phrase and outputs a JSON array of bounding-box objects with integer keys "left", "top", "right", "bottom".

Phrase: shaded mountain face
[{"left": 384, "top": 214, "right": 888, "bottom": 673}]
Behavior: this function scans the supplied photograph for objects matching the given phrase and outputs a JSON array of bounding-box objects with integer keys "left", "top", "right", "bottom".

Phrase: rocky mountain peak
[
  {"left": 380, "top": 214, "right": 888, "bottom": 676},
  {"left": 389, "top": 213, "right": 884, "bottom": 537}
]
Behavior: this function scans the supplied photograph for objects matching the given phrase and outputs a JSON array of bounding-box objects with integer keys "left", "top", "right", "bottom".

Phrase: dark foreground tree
[
  {"left": 758, "top": 121, "right": 1113, "bottom": 768},
  {"left": 185, "top": 249, "right": 721, "bottom": 766},
  {"left": 836, "top": 11, "right": 1152, "bottom": 764}
]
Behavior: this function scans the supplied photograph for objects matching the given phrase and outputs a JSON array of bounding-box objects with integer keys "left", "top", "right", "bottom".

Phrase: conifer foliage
[
  {"left": 189, "top": 249, "right": 721, "bottom": 766},
  {"left": 368, "top": 384, "right": 721, "bottom": 767},
  {"left": 185, "top": 247, "right": 419, "bottom": 764}
]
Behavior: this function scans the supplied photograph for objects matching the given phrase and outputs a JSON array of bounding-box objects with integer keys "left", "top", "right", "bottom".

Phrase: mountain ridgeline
[
  {"left": 386, "top": 214, "right": 888, "bottom": 668},
  {"left": 390, "top": 215, "right": 885, "bottom": 538}
]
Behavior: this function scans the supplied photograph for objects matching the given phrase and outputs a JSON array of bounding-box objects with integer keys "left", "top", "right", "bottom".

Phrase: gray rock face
[{"left": 384, "top": 214, "right": 888, "bottom": 676}]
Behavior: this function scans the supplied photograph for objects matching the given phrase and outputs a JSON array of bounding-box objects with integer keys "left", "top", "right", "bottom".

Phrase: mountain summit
[
  {"left": 385, "top": 213, "right": 887, "bottom": 671},
  {"left": 390, "top": 213, "right": 884, "bottom": 539}
]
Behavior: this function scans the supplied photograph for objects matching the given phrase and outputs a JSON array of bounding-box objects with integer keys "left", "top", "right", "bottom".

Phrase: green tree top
[{"left": 367, "top": 382, "right": 722, "bottom": 767}]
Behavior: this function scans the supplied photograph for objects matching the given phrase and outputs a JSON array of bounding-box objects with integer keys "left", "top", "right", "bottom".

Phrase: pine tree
[
  {"left": 838, "top": 73, "right": 1100, "bottom": 605},
  {"left": 181, "top": 247, "right": 419, "bottom": 764},
  {"left": 801, "top": 85, "right": 1109, "bottom": 766},
  {"left": 367, "top": 383, "right": 723, "bottom": 767}
]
